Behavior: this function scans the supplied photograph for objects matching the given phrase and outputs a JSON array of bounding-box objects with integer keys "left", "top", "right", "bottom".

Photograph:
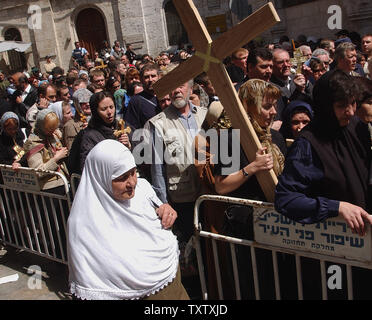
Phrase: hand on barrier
[
  {"left": 338, "top": 201, "right": 372, "bottom": 237},
  {"left": 11, "top": 161, "right": 21, "bottom": 171}
]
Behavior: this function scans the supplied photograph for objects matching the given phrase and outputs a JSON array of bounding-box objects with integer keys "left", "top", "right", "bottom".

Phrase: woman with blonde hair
[
  {"left": 214, "top": 79, "right": 286, "bottom": 198},
  {"left": 213, "top": 79, "right": 288, "bottom": 299}
]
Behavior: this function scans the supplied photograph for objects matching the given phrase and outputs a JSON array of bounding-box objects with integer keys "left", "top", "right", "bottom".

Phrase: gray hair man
[
  {"left": 334, "top": 42, "right": 359, "bottom": 76},
  {"left": 145, "top": 66, "right": 207, "bottom": 246}
]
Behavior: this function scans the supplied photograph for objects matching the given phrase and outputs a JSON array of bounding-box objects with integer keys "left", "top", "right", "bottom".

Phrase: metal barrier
[
  {"left": 0, "top": 165, "right": 72, "bottom": 265},
  {"left": 193, "top": 194, "right": 372, "bottom": 300}
]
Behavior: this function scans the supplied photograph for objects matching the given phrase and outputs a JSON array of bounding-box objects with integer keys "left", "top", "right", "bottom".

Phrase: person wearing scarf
[
  {"left": 23, "top": 109, "right": 68, "bottom": 191},
  {"left": 214, "top": 79, "right": 286, "bottom": 201},
  {"left": 0, "top": 112, "right": 27, "bottom": 168},
  {"left": 67, "top": 139, "right": 188, "bottom": 300},
  {"left": 77, "top": 91, "right": 131, "bottom": 174},
  {"left": 275, "top": 69, "right": 372, "bottom": 300},
  {"left": 212, "top": 79, "right": 287, "bottom": 300},
  {"left": 62, "top": 88, "right": 92, "bottom": 150},
  {"left": 275, "top": 69, "right": 372, "bottom": 231},
  {"left": 279, "top": 100, "right": 314, "bottom": 141}
]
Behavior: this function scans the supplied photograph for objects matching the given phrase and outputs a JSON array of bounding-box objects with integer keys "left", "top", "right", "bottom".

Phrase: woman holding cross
[{"left": 212, "top": 79, "right": 289, "bottom": 299}]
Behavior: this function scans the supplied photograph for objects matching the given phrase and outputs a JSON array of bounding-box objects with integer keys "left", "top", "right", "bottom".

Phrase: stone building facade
[{"left": 0, "top": 0, "right": 371, "bottom": 74}]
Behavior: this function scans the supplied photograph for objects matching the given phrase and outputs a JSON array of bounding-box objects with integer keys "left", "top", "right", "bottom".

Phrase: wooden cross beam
[{"left": 153, "top": 0, "right": 280, "bottom": 202}]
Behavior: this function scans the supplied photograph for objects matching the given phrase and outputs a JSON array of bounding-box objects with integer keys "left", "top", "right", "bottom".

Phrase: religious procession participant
[
  {"left": 67, "top": 139, "right": 189, "bottom": 300},
  {"left": 23, "top": 109, "right": 69, "bottom": 258},
  {"left": 70, "top": 91, "right": 131, "bottom": 175},
  {"left": 334, "top": 42, "right": 360, "bottom": 77},
  {"left": 26, "top": 83, "right": 58, "bottom": 134},
  {"left": 62, "top": 88, "right": 92, "bottom": 151},
  {"left": 146, "top": 71, "right": 207, "bottom": 297},
  {"left": 270, "top": 48, "right": 313, "bottom": 106},
  {"left": 24, "top": 109, "right": 68, "bottom": 192},
  {"left": 275, "top": 70, "right": 372, "bottom": 299},
  {"left": 124, "top": 63, "right": 162, "bottom": 130},
  {"left": 279, "top": 100, "right": 313, "bottom": 142},
  {"left": 213, "top": 79, "right": 289, "bottom": 299},
  {"left": 193, "top": 101, "right": 236, "bottom": 299},
  {"left": 355, "top": 77, "right": 372, "bottom": 142},
  {"left": 0, "top": 112, "right": 27, "bottom": 168}
]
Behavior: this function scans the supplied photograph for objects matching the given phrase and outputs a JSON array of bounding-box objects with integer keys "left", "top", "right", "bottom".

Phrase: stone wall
[{"left": 0, "top": 0, "right": 370, "bottom": 74}]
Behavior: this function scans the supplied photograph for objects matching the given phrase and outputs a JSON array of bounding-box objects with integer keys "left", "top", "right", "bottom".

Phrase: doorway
[
  {"left": 164, "top": 1, "right": 188, "bottom": 48},
  {"left": 76, "top": 8, "right": 108, "bottom": 59},
  {"left": 4, "top": 28, "right": 27, "bottom": 73}
]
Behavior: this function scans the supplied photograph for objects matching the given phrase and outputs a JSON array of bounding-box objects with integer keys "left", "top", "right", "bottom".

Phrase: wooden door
[
  {"left": 76, "top": 8, "right": 108, "bottom": 59},
  {"left": 4, "top": 28, "right": 27, "bottom": 73}
]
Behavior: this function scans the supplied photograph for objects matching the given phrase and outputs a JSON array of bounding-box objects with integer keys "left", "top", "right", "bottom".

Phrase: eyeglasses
[{"left": 312, "top": 68, "right": 326, "bottom": 74}]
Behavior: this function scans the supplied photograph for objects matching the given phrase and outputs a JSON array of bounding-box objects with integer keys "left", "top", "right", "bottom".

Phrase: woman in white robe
[{"left": 67, "top": 139, "right": 189, "bottom": 300}]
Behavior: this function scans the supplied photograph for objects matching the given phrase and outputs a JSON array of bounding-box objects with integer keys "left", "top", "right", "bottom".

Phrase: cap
[{"left": 31, "top": 67, "right": 39, "bottom": 73}]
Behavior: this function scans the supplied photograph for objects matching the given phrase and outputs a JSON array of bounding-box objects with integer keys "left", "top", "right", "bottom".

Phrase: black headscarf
[
  {"left": 88, "top": 92, "right": 117, "bottom": 140},
  {"left": 301, "top": 69, "right": 371, "bottom": 210},
  {"left": 280, "top": 100, "right": 314, "bottom": 139}
]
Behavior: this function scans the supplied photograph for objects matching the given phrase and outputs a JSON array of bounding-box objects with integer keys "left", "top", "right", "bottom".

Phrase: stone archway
[
  {"left": 164, "top": 0, "right": 188, "bottom": 48},
  {"left": 75, "top": 7, "right": 108, "bottom": 59},
  {"left": 4, "top": 28, "right": 27, "bottom": 73}
]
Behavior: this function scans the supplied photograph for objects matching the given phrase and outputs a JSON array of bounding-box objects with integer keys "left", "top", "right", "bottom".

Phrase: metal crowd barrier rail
[
  {"left": 193, "top": 194, "right": 372, "bottom": 300},
  {"left": 0, "top": 164, "right": 72, "bottom": 265}
]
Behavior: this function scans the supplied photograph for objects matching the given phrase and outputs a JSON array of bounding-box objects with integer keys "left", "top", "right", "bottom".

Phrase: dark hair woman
[
  {"left": 276, "top": 70, "right": 371, "bottom": 229},
  {"left": 77, "top": 91, "right": 131, "bottom": 173},
  {"left": 275, "top": 70, "right": 372, "bottom": 299}
]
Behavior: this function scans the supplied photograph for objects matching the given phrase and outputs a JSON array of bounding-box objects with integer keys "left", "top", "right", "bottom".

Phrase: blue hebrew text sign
[{"left": 253, "top": 209, "right": 372, "bottom": 262}]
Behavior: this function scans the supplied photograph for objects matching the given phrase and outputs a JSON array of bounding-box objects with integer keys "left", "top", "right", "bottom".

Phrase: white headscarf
[
  {"left": 48, "top": 101, "right": 63, "bottom": 123},
  {"left": 67, "top": 139, "right": 179, "bottom": 300}
]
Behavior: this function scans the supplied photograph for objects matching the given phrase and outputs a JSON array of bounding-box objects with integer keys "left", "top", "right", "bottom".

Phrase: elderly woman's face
[
  {"left": 333, "top": 98, "right": 356, "bottom": 127},
  {"left": 80, "top": 102, "right": 91, "bottom": 115},
  {"left": 111, "top": 168, "right": 137, "bottom": 201},
  {"left": 357, "top": 97, "right": 372, "bottom": 123},
  {"left": 254, "top": 95, "right": 277, "bottom": 128}
]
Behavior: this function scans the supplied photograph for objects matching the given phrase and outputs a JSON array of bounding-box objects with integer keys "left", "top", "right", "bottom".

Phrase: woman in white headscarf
[{"left": 67, "top": 139, "right": 189, "bottom": 300}]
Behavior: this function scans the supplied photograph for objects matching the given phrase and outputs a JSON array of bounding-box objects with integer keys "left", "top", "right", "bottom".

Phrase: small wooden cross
[{"left": 153, "top": 0, "right": 280, "bottom": 202}]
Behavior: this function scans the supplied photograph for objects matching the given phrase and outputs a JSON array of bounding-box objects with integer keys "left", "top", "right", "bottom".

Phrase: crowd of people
[{"left": 0, "top": 29, "right": 371, "bottom": 300}]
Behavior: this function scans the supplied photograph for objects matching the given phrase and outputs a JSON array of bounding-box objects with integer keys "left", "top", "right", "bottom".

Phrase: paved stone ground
[
  {"left": 0, "top": 245, "right": 71, "bottom": 300},
  {"left": 0, "top": 244, "right": 202, "bottom": 300}
]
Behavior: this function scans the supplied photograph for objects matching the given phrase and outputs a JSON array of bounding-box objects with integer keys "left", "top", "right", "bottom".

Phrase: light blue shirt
[{"left": 151, "top": 103, "right": 199, "bottom": 203}]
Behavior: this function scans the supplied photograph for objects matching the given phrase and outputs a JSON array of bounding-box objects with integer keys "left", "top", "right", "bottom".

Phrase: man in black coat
[
  {"left": 10, "top": 72, "right": 38, "bottom": 128},
  {"left": 124, "top": 63, "right": 161, "bottom": 130},
  {"left": 270, "top": 48, "right": 313, "bottom": 105}
]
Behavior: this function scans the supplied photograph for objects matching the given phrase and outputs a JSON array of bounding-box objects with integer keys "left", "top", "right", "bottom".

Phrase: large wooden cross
[{"left": 153, "top": 0, "right": 280, "bottom": 202}]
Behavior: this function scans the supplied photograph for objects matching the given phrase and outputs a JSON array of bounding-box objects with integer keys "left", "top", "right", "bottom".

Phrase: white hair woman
[{"left": 67, "top": 139, "right": 189, "bottom": 300}]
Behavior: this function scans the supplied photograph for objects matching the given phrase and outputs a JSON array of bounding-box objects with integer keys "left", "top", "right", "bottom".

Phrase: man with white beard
[{"left": 145, "top": 71, "right": 207, "bottom": 270}]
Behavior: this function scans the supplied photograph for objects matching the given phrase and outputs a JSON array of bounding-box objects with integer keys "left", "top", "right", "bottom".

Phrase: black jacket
[{"left": 11, "top": 86, "right": 38, "bottom": 128}]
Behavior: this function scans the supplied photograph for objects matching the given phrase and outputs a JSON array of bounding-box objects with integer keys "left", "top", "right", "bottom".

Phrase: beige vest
[{"left": 149, "top": 105, "right": 207, "bottom": 203}]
